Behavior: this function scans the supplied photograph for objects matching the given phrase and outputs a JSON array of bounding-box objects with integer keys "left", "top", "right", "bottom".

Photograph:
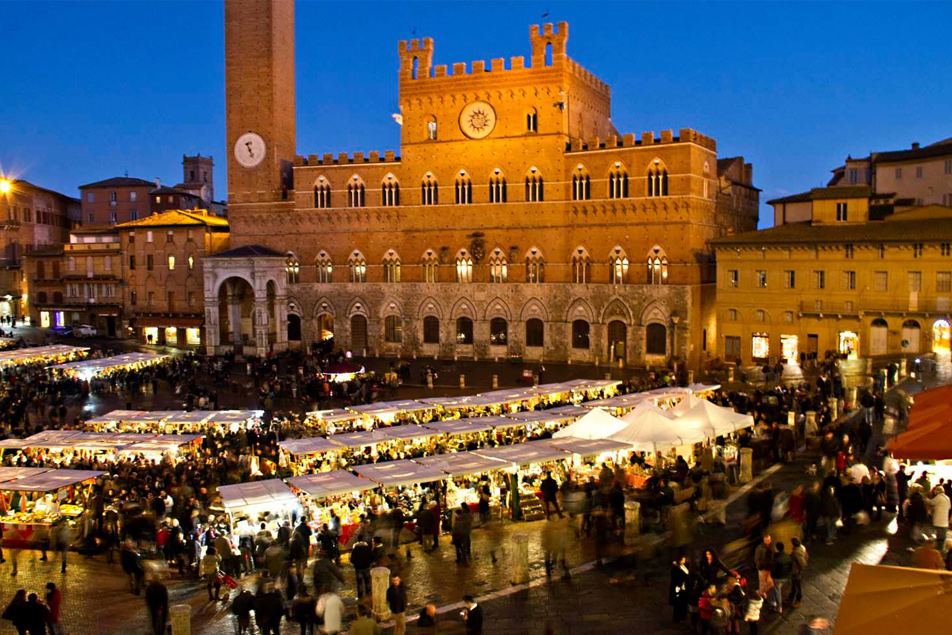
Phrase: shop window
[
  {"left": 456, "top": 317, "right": 474, "bottom": 344},
  {"left": 423, "top": 316, "right": 440, "bottom": 344},
  {"left": 572, "top": 320, "right": 590, "bottom": 349},
  {"left": 490, "top": 318, "right": 508, "bottom": 346},
  {"left": 751, "top": 333, "right": 769, "bottom": 360}
]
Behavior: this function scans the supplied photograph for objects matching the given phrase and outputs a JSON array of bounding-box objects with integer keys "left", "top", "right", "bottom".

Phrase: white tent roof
[
  {"left": 413, "top": 452, "right": 513, "bottom": 477},
  {"left": 51, "top": 352, "right": 169, "bottom": 374},
  {"left": 553, "top": 407, "right": 628, "bottom": 439},
  {"left": 380, "top": 425, "right": 439, "bottom": 442},
  {"left": 121, "top": 435, "right": 203, "bottom": 454},
  {"left": 160, "top": 411, "right": 216, "bottom": 425},
  {"left": 620, "top": 400, "right": 675, "bottom": 424},
  {"left": 278, "top": 437, "right": 344, "bottom": 456},
  {"left": 0, "top": 345, "right": 88, "bottom": 367},
  {"left": 306, "top": 409, "right": 361, "bottom": 424},
  {"left": 218, "top": 479, "right": 299, "bottom": 512},
  {"left": 546, "top": 436, "right": 632, "bottom": 457},
  {"left": 421, "top": 418, "right": 495, "bottom": 436},
  {"left": 505, "top": 410, "right": 581, "bottom": 424},
  {"left": 354, "top": 459, "right": 447, "bottom": 488},
  {"left": 287, "top": 470, "right": 376, "bottom": 499},
  {"left": 0, "top": 469, "right": 104, "bottom": 492},
  {"left": 545, "top": 404, "right": 591, "bottom": 418},
  {"left": 483, "top": 415, "right": 545, "bottom": 430},
  {"left": 668, "top": 394, "right": 703, "bottom": 417},
  {"left": 608, "top": 409, "right": 707, "bottom": 452},
  {"left": 205, "top": 410, "right": 263, "bottom": 423},
  {"left": 0, "top": 467, "right": 53, "bottom": 484},
  {"left": 330, "top": 429, "right": 395, "bottom": 449},
  {"left": 475, "top": 439, "right": 571, "bottom": 466},
  {"left": 676, "top": 400, "right": 755, "bottom": 437}
]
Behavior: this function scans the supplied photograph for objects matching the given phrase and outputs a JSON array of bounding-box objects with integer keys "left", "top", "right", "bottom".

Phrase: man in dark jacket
[
  {"left": 230, "top": 588, "right": 255, "bottom": 634},
  {"left": 311, "top": 553, "right": 344, "bottom": 595},
  {"left": 145, "top": 577, "right": 169, "bottom": 635},
  {"left": 386, "top": 574, "right": 408, "bottom": 635},
  {"left": 753, "top": 534, "right": 774, "bottom": 593},
  {"left": 254, "top": 584, "right": 285, "bottom": 635},
  {"left": 540, "top": 473, "right": 563, "bottom": 519},
  {"left": 120, "top": 541, "right": 145, "bottom": 595},
  {"left": 21, "top": 593, "right": 47, "bottom": 635},
  {"left": 462, "top": 595, "right": 483, "bottom": 635},
  {"left": 769, "top": 542, "right": 794, "bottom": 613},
  {"left": 350, "top": 537, "right": 373, "bottom": 598}
]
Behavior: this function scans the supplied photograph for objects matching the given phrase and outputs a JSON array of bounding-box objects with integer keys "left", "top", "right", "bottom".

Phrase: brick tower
[{"left": 224, "top": 0, "right": 296, "bottom": 205}]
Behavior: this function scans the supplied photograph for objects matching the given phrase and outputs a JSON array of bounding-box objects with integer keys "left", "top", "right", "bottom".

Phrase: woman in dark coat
[
  {"left": 669, "top": 555, "right": 692, "bottom": 623},
  {"left": 697, "top": 548, "right": 730, "bottom": 588}
]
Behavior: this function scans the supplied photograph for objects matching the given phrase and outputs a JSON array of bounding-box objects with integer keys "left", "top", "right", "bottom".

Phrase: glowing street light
[{"left": 0, "top": 179, "right": 11, "bottom": 195}]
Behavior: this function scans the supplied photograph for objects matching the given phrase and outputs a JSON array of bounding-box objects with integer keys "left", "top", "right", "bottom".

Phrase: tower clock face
[
  {"left": 459, "top": 101, "right": 497, "bottom": 139},
  {"left": 234, "top": 132, "right": 266, "bottom": 168}
]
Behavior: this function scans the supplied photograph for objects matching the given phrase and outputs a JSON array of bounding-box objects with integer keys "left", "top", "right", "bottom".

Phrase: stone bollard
[
  {"left": 805, "top": 411, "right": 817, "bottom": 436},
  {"left": 371, "top": 566, "right": 391, "bottom": 621},
  {"left": 510, "top": 534, "right": 530, "bottom": 585},
  {"left": 170, "top": 604, "right": 191, "bottom": 635},
  {"left": 427, "top": 374, "right": 434, "bottom": 389},
  {"left": 847, "top": 386, "right": 857, "bottom": 410},
  {"left": 688, "top": 370, "right": 695, "bottom": 384},
  {"left": 492, "top": 374, "right": 498, "bottom": 389},
  {"left": 739, "top": 447, "right": 753, "bottom": 483},
  {"left": 787, "top": 411, "right": 795, "bottom": 427},
  {"left": 459, "top": 374, "right": 465, "bottom": 389},
  {"left": 533, "top": 373, "right": 540, "bottom": 387},
  {"left": 604, "top": 373, "right": 612, "bottom": 381},
  {"left": 624, "top": 500, "right": 641, "bottom": 544},
  {"left": 727, "top": 367, "right": 734, "bottom": 383},
  {"left": 900, "top": 358, "right": 908, "bottom": 377},
  {"left": 828, "top": 397, "right": 838, "bottom": 421},
  {"left": 618, "top": 357, "right": 624, "bottom": 369}
]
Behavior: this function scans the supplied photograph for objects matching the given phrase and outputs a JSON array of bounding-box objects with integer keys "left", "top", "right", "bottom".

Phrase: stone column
[
  {"left": 170, "top": 604, "right": 191, "bottom": 635},
  {"left": 727, "top": 367, "right": 735, "bottom": 383},
  {"left": 805, "top": 411, "right": 817, "bottom": 436},
  {"left": 459, "top": 374, "right": 465, "bottom": 389},
  {"left": 204, "top": 304, "right": 220, "bottom": 356},
  {"left": 228, "top": 286, "right": 242, "bottom": 347},
  {"left": 254, "top": 299, "right": 270, "bottom": 358},
  {"left": 274, "top": 296, "right": 289, "bottom": 352},
  {"left": 827, "top": 397, "right": 838, "bottom": 421},
  {"left": 510, "top": 534, "right": 529, "bottom": 585},
  {"left": 739, "top": 447, "right": 753, "bottom": 483},
  {"left": 900, "top": 358, "right": 908, "bottom": 377},
  {"left": 847, "top": 386, "right": 857, "bottom": 410},
  {"left": 371, "top": 566, "right": 391, "bottom": 621},
  {"left": 492, "top": 374, "right": 498, "bottom": 389},
  {"left": 688, "top": 370, "right": 695, "bottom": 384},
  {"left": 624, "top": 500, "right": 641, "bottom": 545}
]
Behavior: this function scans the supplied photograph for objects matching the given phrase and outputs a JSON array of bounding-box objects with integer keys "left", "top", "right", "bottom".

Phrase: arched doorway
[
  {"left": 317, "top": 314, "right": 334, "bottom": 342},
  {"left": 218, "top": 276, "right": 255, "bottom": 352},
  {"left": 287, "top": 314, "right": 302, "bottom": 342},
  {"left": 645, "top": 323, "right": 667, "bottom": 356},
  {"left": 607, "top": 320, "right": 627, "bottom": 361},
  {"left": 350, "top": 315, "right": 368, "bottom": 352},
  {"left": 933, "top": 319, "right": 951, "bottom": 352},
  {"left": 870, "top": 318, "right": 888, "bottom": 356},
  {"left": 902, "top": 319, "right": 921, "bottom": 353}
]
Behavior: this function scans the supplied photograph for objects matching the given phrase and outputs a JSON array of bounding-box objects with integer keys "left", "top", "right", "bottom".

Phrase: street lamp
[{"left": 0, "top": 179, "right": 11, "bottom": 195}]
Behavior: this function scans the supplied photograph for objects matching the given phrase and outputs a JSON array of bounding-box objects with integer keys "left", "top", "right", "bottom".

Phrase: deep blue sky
[{"left": 2, "top": 1, "right": 950, "bottom": 227}]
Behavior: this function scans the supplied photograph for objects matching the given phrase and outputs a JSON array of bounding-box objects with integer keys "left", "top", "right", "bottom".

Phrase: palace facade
[{"left": 209, "top": 0, "right": 758, "bottom": 365}]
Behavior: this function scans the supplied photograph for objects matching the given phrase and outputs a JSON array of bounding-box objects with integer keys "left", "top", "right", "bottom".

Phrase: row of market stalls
[
  {"left": 85, "top": 410, "right": 263, "bottom": 434},
  {"left": 0, "top": 430, "right": 203, "bottom": 463},
  {"left": 0, "top": 467, "right": 104, "bottom": 547},
  {"left": 50, "top": 352, "right": 170, "bottom": 380},
  {"left": 0, "top": 345, "right": 88, "bottom": 369}
]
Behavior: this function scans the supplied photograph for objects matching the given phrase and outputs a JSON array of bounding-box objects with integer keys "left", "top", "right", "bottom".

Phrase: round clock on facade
[
  {"left": 459, "top": 101, "right": 497, "bottom": 139},
  {"left": 234, "top": 132, "right": 266, "bottom": 168}
]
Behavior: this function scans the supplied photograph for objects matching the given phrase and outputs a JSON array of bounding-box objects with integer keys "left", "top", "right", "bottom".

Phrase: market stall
[
  {"left": 413, "top": 451, "right": 513, "bottom": 512},
  {"left": 322, "top": 361, "right": 365, "bottom": 383},
  {"left": 353, "top": 459, "right": 448, "bottom": 527},
  {"left": 279, "top": 437, "right": 346, "bottom": 475},
  {"left": 304, "top": 409, "right": 364, "bottom": 434},
  {"left": 553, "top": 407, "right": 628, "bottom": 440},
  {"left": 84, "top": 409, "right": 262, "bottom": 433},
  {"left": 0, "top": 430, "right": 202, "bottom": 465},
  {"left": 217, "top": 479, "right": 302, "bottom": 539},
  {"left": 286, "top": 470, "right": 377, "bottom": 545},
  {"left": 421, "top": 417, "right": 499, "bottom": 452},
  {"left": 0, "top": 345, "right": 88, "bottom": 369},
  {"left": 674, "top": 400, "right": 755, "bottom": 439},
  {"left": 562, "top": 378, "right": 623, "bottom": 401},
  {"left": 348, "top": 400, "right": 438, "bottom": 427},
  {"left": 50, "top": 352, "right": 170, "bottom": 379},
  {"left": 608, "top": 408, "right": 707, "bottom": 458},
  {"left": 0, "top": 468, "right": 104, "bottom": 547}
]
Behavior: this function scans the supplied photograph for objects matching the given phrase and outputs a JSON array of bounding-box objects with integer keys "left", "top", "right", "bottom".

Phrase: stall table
[
  {"left": 50, "top": 352, "right": 169, "bottom": 379},
  {"left": 0, "top": 468, "right": 104, "bottom": 547}
]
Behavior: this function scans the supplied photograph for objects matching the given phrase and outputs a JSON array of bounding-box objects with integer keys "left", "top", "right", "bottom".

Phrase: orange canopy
[
  {"left": 888, "top": 419, "right": 952, "bottom": 460},
  {"left": 910, "top": 384, "right": 952, "bottom": 410},
  {"left": 907, "top": 400, "right": 952, "bottom": 431}
]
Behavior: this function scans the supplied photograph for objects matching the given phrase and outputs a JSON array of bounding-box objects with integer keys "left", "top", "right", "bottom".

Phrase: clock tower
[{"left": 225, "top": 0, "right": 296, "bottom": 205}]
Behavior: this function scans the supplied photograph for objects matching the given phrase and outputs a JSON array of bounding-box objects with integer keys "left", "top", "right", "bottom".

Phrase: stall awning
[
  {"left": 475, "top": 439, "right": 571, "bottom": 466},
  {"left": 218, "top": 479, "right": 298, "bottom": 512},
  {"left": 545, "top": 404, "right": 591, "bottom": 418},
  {"left": 412, "top": 452, "right": 513, "bottom": 477},
  {"left": 421, "top": 418, "right": 496, "bottom": 436},
  {"left": 0, "top": 345, "right": 88, "bottom": 368},
  {"left": 381, "top": 425, "right": 439, "bottom": 442},
  {"left": 120, "top": 435, "right": 204, "bottom": 454},
  {"left": 553, "top": 408, "right": 628, "bottom": 440},
  {"left": 50, "top": 352, "right": 169, "bottom": 377},
  {"left": 348, "top": 400, "right": 433, "bottom": 417},
  {"left": 609, "top": 409, "right": 707, "bottom": 452},
  {"left": 287, "top": 470, "right": 376, "bottom": 499},
  {"left": 0, "top": 469, "right": 104, "bottom": 492},
  {"left": 483, "top": 415, "right": 546, "bottom": 430},
  {"left": 675, "top": 400, "right": 755, "bottom": 438},
  {"left": 330, "top": 429, "right": 394, "bottom": 449},
  {"left": 279, "top": 437, "right": 344, "bottom": 457},
  {"left": 503, "top": 410, "right": 580, "bottom": 425},
  {"left": 306, "top": 409, "right": 361, "bottom": 424},
  {"left": 545, "top": 436, "right": 632, "bottom": 458},
  {"left": 354, "top": 459, "right": 447, "bottom": 488},
  {"left": 0, "top": 467, "right": 53, "bottom": 484}
]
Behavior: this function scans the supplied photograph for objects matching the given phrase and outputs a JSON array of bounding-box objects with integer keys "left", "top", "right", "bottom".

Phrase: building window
[
  {"left": 848, "top": 168, "right": 858, "bottom": 184},
  {"left": 895, "top": 167, "right": 902, "bottom": 180},
  {"left": 937, "top": 271, "right": 952, "bottom": 293},
  {"left": 422, "top": 250, "right": 439, "bottom": 283},
  {"left": 316, "top": 252, "right": 333, "bottom": 283},
  {"left": 728, "top": 269, "right": 739, "bottom": 288},
  {"left": 843, "top": 270, "right": 856, "bottom": 290},
  {"left": 426, "top": 118, "right": 437, "bottom": 140},
  {"left": 286, "top": 255, "right": 300, "bottom": 283},
  {"left": 752, "top": 333, "right": 770, "bottom": 360},
  {"left": 86, "top": 193, "right": 94, "bottom": 203},
  {"left": 130, "top": 209, "right": 138, "bottom": 221},
  {"left": 943, "top": 243, "right": 951, "bottom": 256},
  {"left": 813, "top": 270, "right": 825, "bottom": 290},
  {"left": 727, "top": 309, "right": 738, "bottom": 321},
  {"left": 347, "top": 179, "right": 365, "bottom": 207},
  {"left": 314, "top": 180, "right": 331, "bottom": 208},
  {"left": 489, "top": 173, "right": 507, "bottom": 203},
  {"left": 908, "top": 271, "right": 922, "bottom": 292},
  {"left": 526, "top": 318, "right": 544, "bottom": 348},
  {"left": 383, "top": 251, "right": 401, "bottom": 283},
  {"left": 148, "top": 291, "right": 155, "bottom": 305},
  {"left": 130, "top": 291, "right": 137, "bottom": 306},
  {"left": 946, "top": 160, "right": 952, "bottom": 175},
  {"left": 725, "top": 335, "right": 741, "bottom": 360},
  {"left": 128, "top": 232, "right": 135, "bottom": 244},
  {"left": 609, "top": 247, "right": 629, "bottom": 285},
  {"left": 836, "top": 202, "right": 848, "bottom": 222},
  {"left": 755, "top": 309, "right": 766, "bottom": 322},
  {"left": 168, "top": 255, "right": 175, "bottom": 271},
  {"left": 572, "top": 168, "right": 590, "bottom": 201},
  {"left": 455, "top": 172, "right": 472, "bottom": 205},
  {"left": 784, "top": 311, "right": 794, "bottom": 323},
  {"left": 525, "top": 248, "right": 545, "bottom": 283},
  {"left": 187, "top": 291, "right": 195, "bottom": 306},
  {"left": 647, "top": 245, "right": 668, "bottom": 284},
  {"left": 572, "top": 247, "right": 592, "bottom": 283},
  {"left": 129, "top": 255, "right": 136, "bottom": 270},
  {"left": 166, "top": 231, "right": 174, "bottom": 243},
  {"left": 488, "top": 250, "right": 507, "bottom": 283},
  {"left": 381, "top": 177, "right": 400, "bottom": 206},
  {"left": 348, "top": 252, "right": 367, "bottom": 283},
  {"left": 845, "top": 244, "right": 854, "bottom": 259},
  {"left": 525, "top": 169, "right": 544, "bottom": 202},
  {"left": 783, "top": 270, "right": 795, "bottom": 289},
  {"left": 526, "top": 109, "right": 538, "bottom": 132},
  {"left": 874, "top": 271, "right": 888, "bottom": 292},
  {"left": 456, "top": 317, "right": 474, "bottom": 344},
  {"left": 490, "top": 318, "right": 508, "bottom": 346},
  {"left": 146, "top": 231, "right": 153, "bottom": 243},
  {"left": 384, "top": 315, "right": 403, "bottom": 343},
  {"left": 130, "top": 191, "right": 137, "bottom": 202},
  {"left": 913, "top": 243, "right": 924, "bottom": 258},
  {"left": 755, "top": 270, "right": 767, "bottom": 288},
  {"left": 878, "top": 244, "right": 885, "bottom": 259},
  {"left": 647, "top": 163, "right": 668, "bottom": 197},
  {"left": 456, "top": 250, "right": 473, "bottom": 283},
  {"left": 423, "top": 316, "right": 440, "bottom": 343},
  {"left": 421, "top": 175, "right": 438, "bottom": 205},
  {"left": 87, "top": 212, "right": 94, "bottom": 223},
  {"left": 844, "top": 301, "right": 854, "bottom": 312},
  {"left": 608, "top": 165, "right": 629, "bottom": 199},
  {"left": 109, "top": 191, "right": 117, "bottom": 204},
  {"left": 188, "top": 255, "right": 194, "bottom": 270},
  {"left": 916, "top": 166, "right": 923, "bottom": 178},
  {"left": 572, "top": 320, "right": 590, "bottom": 349},
  {"left": 109, "top": 210, "right": 118, "bottom": 224},
  {"left": 146, "top": 255, "right": 154, "bottom": 271}
]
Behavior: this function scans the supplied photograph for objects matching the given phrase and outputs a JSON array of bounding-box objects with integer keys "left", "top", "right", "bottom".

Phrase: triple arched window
[
  {"left": 422, "top": 249, "right": 439, "bottom": 283},
  {"left": 383, "top": 250, "right": 401, "bottom": 283},
  {"left": 349, "top": 251, "right": 367, "bottom": 283},
  {"left": 286, "top": 254, "right": 300, "bottom": 284},
  {"left": 455, "top": 171, "right": 472, "bottom": 205},
  {"left": 456, "top": 249, "right": 473, "bottom": 283},
  {"left": 488, "top": 249, "right": 507, "bottom": 283},
  {"left": 314, "top": 179, "right": 331, "bottom": 208},
  {"left": 525, "top": 247, "right": 545, "bottom": 283},
  {"left": 609, "top": 166, "right": 629, "bottom": 199},
  {"left": 316, "top": 251, "right": 333, "bottom": 283},
  {"left": 647, "top": 245, "right": 668, "bottom": 284},
  {"left": 348, "top": 177, "right": 365, "bottom": 207},
  {"left": 647, "top": 163, "right": 668, "bottom": 197},
  {"left": 572, "top": 167, "right": 591, "bottom": 201},
  {"left": 381, "top": 175, "right": 400, "bottom": 207},
  {"left": 572, "top": 247, "right": 592, "bottom": 283},
  {"left": 421, "top": 174, "right": 438, "bottom": 206},
  {"left": 489, "top": 172, "right": 507, "bottom": 203},
  {"left": 525, "top": 168, "right": 544, "bottom": 202},
  {"left": 609, "top": 246, "right": 629, "bottom": 285}
]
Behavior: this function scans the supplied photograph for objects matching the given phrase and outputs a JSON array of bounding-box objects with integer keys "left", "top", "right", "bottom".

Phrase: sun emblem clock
[
  {"left": 234, "top": 132, "right": 266, "bottom": 169},
  {"left": 459, "top": 101, "right": 497, "bottom": 139}
]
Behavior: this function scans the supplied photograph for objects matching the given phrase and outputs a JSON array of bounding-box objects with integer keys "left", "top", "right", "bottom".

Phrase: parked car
[
  {"left": 74, "top": 324, "right": 97, "bottom": 337},
  {"left": 53, "top": 325, "right": 73, "bottom": 337}
]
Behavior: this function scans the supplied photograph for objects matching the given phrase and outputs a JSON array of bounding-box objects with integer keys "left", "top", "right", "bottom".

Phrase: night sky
[{"left": 2, "top": 1, "right": 950, "bottom": 227}]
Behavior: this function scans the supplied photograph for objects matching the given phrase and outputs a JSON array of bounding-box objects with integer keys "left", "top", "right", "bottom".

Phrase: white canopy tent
[
  {"left": 620, "top": 400, "right": 675, "bottom": 424},
  {"left": 218, "top": 479, "right": 300, "bottom": 514},
  {"left": 545, "top": 436, "right": 632, "bottom": 458},
  {"left": 668, "top": 394, "right": 703, "bottom": 417},
  {"left": 553, "top": 407, "right": 628, "bottom": 440},
  {"left": 380, "top": 425, "right": 440, "bottom": 442},
  {"left": 0, "top": 345, "right": 88, "bottom": 368},
  {"left": 354, "top": 459, "right": 448, "bottom": 488},
  {"left": 278, "top": 437, "right": 345, "bottom": 457},
  {"left": 608, "top": 409, "right": 707, "bottom": 453},
  {"left": 0, "top": 469, "right": 105, "bottom": 493},
  {"left": 287, "top": 470, "right": 376, "bottom": 499},
  {"left": 413, "top": 452, "right": 513, "bottom": 477},
  {"left": 675, "top": 400, "right": 754, "bottom": 437},
  {"left": 330, "top": 429, "right": 397, "bottom": 449},
  {"left": 50, "top": 352, "right": 169, "bottom": 378},
  {"left": 421, "top": 418, "right": 496, "bottom": 436}
]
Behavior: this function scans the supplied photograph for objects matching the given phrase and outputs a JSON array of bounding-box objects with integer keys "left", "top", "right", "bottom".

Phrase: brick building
[
  {"left": 0, "top": 178, "right": 79, "bottom": 319},
  {"left": 206, "top": 0, "right": 757, "bottom": 365}
]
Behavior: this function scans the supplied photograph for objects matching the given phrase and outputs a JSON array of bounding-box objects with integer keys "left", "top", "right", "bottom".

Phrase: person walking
[
  {"left": 201, "top": 546, "right": 223, "bottom": 602},
  {"left": 540, "top": 473, "right": 563, "bottom": 519},
  {"left": 350, "top": 537, "right": 373, "bottom": 599},
  {"left": 386, "top": 574, "right": 408, "bottom": 635},
  {"left": 145, "top": 576, "right": 169, "bottom": 635},
  {"left": 452, "top": 505, "right": 473, "bottom": 565},
  {"left": 44, "top": 583, "right": 62, "bottom": 635},
  {"left": 769, "top": 542, "right": 793, "bottom": 614},
  {"left": 315, "top": 587, "right": 344, "bottom": 635},
  {"left": 51, "top": 523, "right": 72, "bottom": 574},
  {"left": 120, "top": 540, "right": 145, "bottom": 596},
  {"left": 789, "top": 538, "right": 808, "bottom": 608},
  {"left": 930, "top": 485, "right": 951, "bottom": 550},
  {"left": 3, "top": 589, "right": 27, "bottom": 635},
  {"left": 753, "top": 534, "right": 774, "bottom": 595},
  {"left": 669, "top": 555, "right": 691, "bottom": 623}
]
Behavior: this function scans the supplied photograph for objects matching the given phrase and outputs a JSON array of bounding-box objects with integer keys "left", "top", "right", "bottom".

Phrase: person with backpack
[{"left": 769, "top": 542, "right": 794, "bottom": 614}]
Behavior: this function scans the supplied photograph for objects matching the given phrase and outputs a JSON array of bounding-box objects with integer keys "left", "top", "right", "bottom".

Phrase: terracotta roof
[
  {"left": 711, "top": 206, "right": 952, "bottom": 247},
  {"left": 78, "top": 176, "right": 154, "bottom": 189},
  {"left": 10, "top": 179, "right": 79, "bottom": 202},
  {"left": 767, "top": 191, "right": 812, "bottom": 205},
  {"left": 116, "top": 209, "right": 229, "bottom": 229},
  {"left": 207, "top": 245, "right": 283, "bottom": 259},
  {"left": 150, "top": 185, "right": 202, "bottom": 197},
  {"left": 767, "top": 185, "right": 872, "bottom": 205},
  {"left": 873, "top": 144, "right": 952, "bottom": 164}
]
